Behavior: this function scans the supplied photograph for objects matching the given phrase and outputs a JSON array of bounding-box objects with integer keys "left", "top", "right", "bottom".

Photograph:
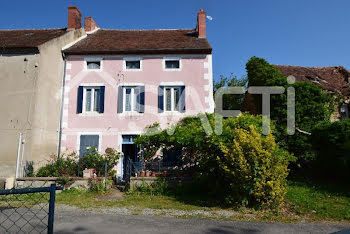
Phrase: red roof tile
[
  {"left": 0, "top": 29, "right": 67, "bottom": 52},
  {"left": 64, "top": 29, "right": 212, "bottom": 54},
  {"left": 274, "top": 65, "right": 350, "bottom": 96}
]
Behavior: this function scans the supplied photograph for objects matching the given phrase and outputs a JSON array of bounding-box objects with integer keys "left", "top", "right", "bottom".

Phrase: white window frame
[
  {"left": 84, "top": 57, "right": 103, "bottom": 71},
  {"left": 82, "top": 86, "right": 102, "bottom": 113},
  {"left": 163, "top": 57, "right": 182, "bottom": 71},
  {"left": 123, "top": 57, "right": 142, "bottom": 71},
  {"left": 123, "top": 86, "right": 137, "bottom": 113},
  {"left": 164, "top": 86, "right": 181, "bottom": 112}
]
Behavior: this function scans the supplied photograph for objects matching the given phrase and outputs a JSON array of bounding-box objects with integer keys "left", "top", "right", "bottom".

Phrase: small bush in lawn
[
  {"left": 89, "top": 178, "right": 106, "bottom": 193},
  {"left": 129, "top": 178, "right": 169, "bottom": 196}
]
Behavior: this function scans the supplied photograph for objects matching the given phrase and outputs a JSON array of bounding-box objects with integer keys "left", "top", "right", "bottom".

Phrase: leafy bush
[
  {"left": 311, "top": 120, "right": 350, "bottom": 179},
  {"left": 36, "top": 148, "right": 121, "bottom": 177},
  {"left": 136, "top": 113, "right": 293, "bottom": 208},
  {"left": 218, "top": 126, "right": 290, "bottom": 208},
  {"left": 36, "top": 154, "right": 78, "bottom": 177}
]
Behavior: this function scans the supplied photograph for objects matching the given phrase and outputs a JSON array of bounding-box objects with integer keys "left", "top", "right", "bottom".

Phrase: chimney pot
[
  {"left": 196, "top": 9, "right": 206, "bottom": 38},
  {"left": 68, "top": 6, "right": 82, "bottom": 30},
  {"left": 84, "top": 17, "right": 99, "bottom": 32}
]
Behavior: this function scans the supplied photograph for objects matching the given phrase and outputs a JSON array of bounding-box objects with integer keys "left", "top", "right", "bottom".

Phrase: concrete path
[{"left": 54, "top": 210, "right": 350, "bottom": 234}]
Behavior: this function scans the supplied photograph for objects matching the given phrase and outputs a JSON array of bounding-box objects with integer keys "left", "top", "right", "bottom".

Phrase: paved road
[{"left": 54, "top": 210, "right": 350, "bottom": 234}]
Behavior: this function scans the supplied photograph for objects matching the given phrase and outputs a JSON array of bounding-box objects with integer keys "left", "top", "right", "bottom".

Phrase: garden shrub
[
  {"left": 218, "top": 126, "right": 290, "bottom": 208},
  {"left": 311, "top": 120, "right": 350, "bottom": 180},
  {"left": 89, "top": 178, "right": 106, "bottom": 193},
  {"left": 36, "top": 148, "right": 121, "bottom": 177},
  {"left": 36, "top": 154, "right": 78, "bottom": 177},
  {"left": 136, "top": 113, "right": 293, "bottom": 208}
]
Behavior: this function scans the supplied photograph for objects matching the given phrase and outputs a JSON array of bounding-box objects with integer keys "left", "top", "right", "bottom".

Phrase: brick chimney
[
  {"left": 196, "top": 9, "right": 206, "bottom": 38},
  {"left": 84, "top": 17, "right": 99, "bottom": 32},
  {"left": 68, "top": 6, "right": 82, "bottom": 30}
]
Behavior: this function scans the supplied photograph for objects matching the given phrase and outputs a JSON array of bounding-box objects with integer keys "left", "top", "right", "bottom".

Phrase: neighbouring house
[
  {"left": 274, "top": 65, "right": 350, "bottom": 120},
  {"left": 61, "top": 9, "right": 214, "bottom": 180},
  {"left": 0, "top": 6, "right": 86, "bottom": 179}
]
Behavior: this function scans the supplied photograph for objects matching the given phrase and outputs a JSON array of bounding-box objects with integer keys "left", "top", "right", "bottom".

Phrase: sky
[{"left": 1, "top": 0, "right": 350, "bottom": 81}]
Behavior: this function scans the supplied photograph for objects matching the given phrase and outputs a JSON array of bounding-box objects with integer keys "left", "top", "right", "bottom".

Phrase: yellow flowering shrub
[{"left": 218, "top": 125, "right": 290, "bottom": 208}]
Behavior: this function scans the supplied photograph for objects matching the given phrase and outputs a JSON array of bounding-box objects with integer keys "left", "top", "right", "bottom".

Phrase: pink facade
[{"left": 61, "top": 54, "right": 214, "bottom": 156}]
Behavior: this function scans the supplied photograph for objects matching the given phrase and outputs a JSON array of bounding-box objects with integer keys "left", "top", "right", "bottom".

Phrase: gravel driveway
[{"left": 54, "top": 209, "right": 350, "bottom": 234}]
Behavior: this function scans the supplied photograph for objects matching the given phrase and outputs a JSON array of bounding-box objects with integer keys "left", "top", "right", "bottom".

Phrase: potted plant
[
  {"left": 151, "top": 171, "right": 156, "bottom": 177},
  {"left": 140, "top": 170, "right": 145, "bottom": 177},
  {"left": 145, "top": 170, "right": 150, "bottom": 177}
]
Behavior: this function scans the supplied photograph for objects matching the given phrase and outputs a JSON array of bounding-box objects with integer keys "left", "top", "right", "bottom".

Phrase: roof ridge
[
  {"left": 273, "top": 64, "right": 343, "bottom": 69},
  {"left": 0, "top": 28, "right": 66, "bottom": 31},
  {"left": 99, "top": 28, "right": 194, "bottom": 31}
]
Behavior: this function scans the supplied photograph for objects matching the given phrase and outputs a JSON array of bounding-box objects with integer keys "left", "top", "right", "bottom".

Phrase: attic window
[
  {"left": 87, "top": 61, "right": 101, "bottom": 70},
  {"left": 124, "top": 57, "right": 142, "bottom": 71},
  {"left": 165, "top": 60, "right": 180, "bottom": 69},
  {"left": 164, "top": 57, "right": 181, "bottom": 71},
  {"left": 126, "top": 60, "right": 140, "bottom": 69}
]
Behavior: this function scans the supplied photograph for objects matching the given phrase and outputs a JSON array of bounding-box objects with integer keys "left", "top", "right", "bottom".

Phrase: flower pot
[
  {"left": 145, "top": 171, "right": 150, "bottom": 177},
  {"left": 140, "top": 171, "right": 145, "bottom": 177},
  {"left": 151, "top": 172, "right": 156, "bottom": 177}
]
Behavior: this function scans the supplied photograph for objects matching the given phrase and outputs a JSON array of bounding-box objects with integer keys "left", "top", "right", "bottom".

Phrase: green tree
[
  {"left": 214, "top": 74, "right": 248, "bottom": 111},
  {"left": 245, "top": 57, "right": 334, "bottom": 161}
]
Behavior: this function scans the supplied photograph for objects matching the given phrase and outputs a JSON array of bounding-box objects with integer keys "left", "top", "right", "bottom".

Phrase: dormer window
[{"left": 124, "top": 57, "right": 142, "bottom": 71}]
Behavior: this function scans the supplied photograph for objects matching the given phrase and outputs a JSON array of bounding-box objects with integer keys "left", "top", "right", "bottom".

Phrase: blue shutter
[
  {"left": 134, "top": 87, "right": 140, "bottom": 112},
  {"left": 179, "top": 86, "right": 186, "bottom": 113},
  {"left": 79, "top": 135, "right": 99, "bottom": 157},
  {"left": 158, "top": 86, "right": 164, "bottom": 113},
  {"left": 99, "top": 86, "right": 105, "bottom": 113},
  {"left": 117, "top": 86, "right": 123, "bottom": 113},
  {"left": 140, "top": 86, "right": 145, "bottom": 113},
  {"left": 77, "top": 86, "right": 83, "bottom": 113}
]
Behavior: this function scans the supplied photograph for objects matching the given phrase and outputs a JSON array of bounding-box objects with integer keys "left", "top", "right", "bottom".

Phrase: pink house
[{"left": 61, "top": 7, "right": 214, "bottom": 179}]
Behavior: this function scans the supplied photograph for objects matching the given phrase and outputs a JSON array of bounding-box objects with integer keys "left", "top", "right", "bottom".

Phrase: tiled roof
[
  {"left": 0, "top": 29, "right": 67, "bottom": 53},
  {"left": 64, "top": 29, "right": 212, "bottom": 54},
  {"left": 274, "top": 65, "right": 350, "bottom": 96}
]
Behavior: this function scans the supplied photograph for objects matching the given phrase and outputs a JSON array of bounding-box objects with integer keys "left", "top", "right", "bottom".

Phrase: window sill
[
  {"left": 123, "top": 69, "right": 142, "bottom": 72},
  {"left": 79, "top": 112, "right": 104, "bottom": 117},
  {"left": 119, "top": 112, "right": 144, "bottom": 116},
  {"left": 163, "top": 68, "right": 182, "bottom": 72},
  {"left": 160, "top": 112, "right": 185, "bottom": 116}
]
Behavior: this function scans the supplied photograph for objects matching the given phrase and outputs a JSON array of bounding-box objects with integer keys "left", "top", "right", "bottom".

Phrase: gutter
[{"left": 57, "top": 52, "right": 66, "bottom": 157}]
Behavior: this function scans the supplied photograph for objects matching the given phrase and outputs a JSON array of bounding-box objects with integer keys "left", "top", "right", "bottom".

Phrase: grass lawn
[
  {"left": 54, "top": 180, "right": 350, "bottom": 223},
  {"left": 286, "top": 181, "right": 350, "bottom": 221}
]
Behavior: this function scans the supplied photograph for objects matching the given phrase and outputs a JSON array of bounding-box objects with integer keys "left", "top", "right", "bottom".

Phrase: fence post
[
  {"left": 104, "top": 160, "right": 107, "bottom": 190},
  {"left": 47, "top": 183, "right": 56, "bottom": 234}
]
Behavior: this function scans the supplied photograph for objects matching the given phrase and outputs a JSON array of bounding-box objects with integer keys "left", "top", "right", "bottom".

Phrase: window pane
[
  {"left": 87, "top": 61, "right": 100, "bottom": 69},
  {"left": 125, "top": 88, "right": 132, "bottom": 111},
  {"left": 165, "top": 60, "right": 180, "bottom": 69},
  {"left": 126, "top": 61, "right": 140, "bottom": 69},
  {"left": 165, "top": 88, "right": 171, "bottom": 111},
  {"left": 174, "top": 88, "right": 180, "bottom": 111},
  {"left": 94, "top": 88, "right": 100, "bottom": 112},
  {"left": 85, "top": 89, "right": 92, "bottom": 111}
]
